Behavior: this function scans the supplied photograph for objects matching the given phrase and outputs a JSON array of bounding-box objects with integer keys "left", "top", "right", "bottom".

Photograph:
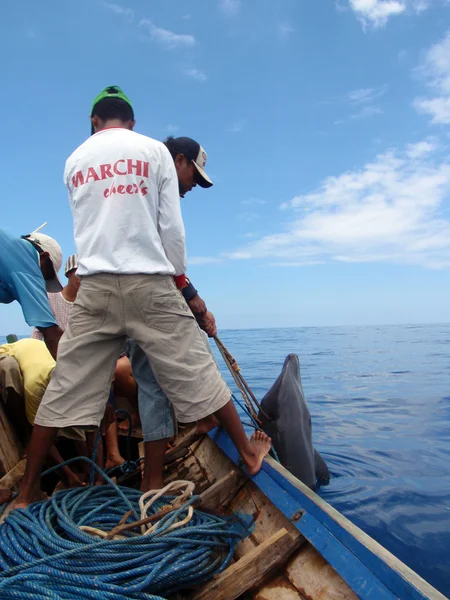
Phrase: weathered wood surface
[
  {"left": 253, "top": 576, "right": 306, "bottom": 600},
  {"left": 286, "top": 544, "right": 358, "bottom": 600},
  {"left": 192, "top": 528, "right": 303, "bottom": 600},
  {"left": 0, "top": 458, "right": 26, "bottom": 490},
  {"left": 197, "top": 470, "right": 245, "bottom": 512}
]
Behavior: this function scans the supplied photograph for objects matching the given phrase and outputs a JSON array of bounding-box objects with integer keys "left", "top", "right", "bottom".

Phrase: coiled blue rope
[{"left": 0, "top": 459, "right": 246, "bottom": 599}]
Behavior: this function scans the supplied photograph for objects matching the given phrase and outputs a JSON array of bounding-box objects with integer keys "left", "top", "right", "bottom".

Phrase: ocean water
[
  {"left": 217, "top": 323, "right": 450, "bottom": 597},
  {"left": 1, "top": 324, "right": 449, "bottom": 595}
]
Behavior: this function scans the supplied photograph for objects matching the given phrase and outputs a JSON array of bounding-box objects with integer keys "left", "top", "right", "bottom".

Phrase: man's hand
[
  {"left": 40, "top": 325, "right": 64, "bottom": 360},
  {"left": 198, "top": 311, "right": 217, "bottom": 337},
  {"left": 188, "top": 294, "right": 207, "bottom": 317}
]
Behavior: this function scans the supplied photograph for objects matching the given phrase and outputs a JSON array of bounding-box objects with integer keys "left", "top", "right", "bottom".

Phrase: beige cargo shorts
[{"left": 34, "top": 274, "right": 230, "bottom": 429}]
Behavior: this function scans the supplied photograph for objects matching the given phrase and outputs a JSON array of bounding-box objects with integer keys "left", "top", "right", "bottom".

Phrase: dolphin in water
[{"left": 259, "top": 354, "right": 330, "bottom": 488}]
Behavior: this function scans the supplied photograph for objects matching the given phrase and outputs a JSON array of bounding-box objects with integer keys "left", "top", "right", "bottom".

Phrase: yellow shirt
[{"left": 0, "top": 338, "right": 55, "bottom": 424}]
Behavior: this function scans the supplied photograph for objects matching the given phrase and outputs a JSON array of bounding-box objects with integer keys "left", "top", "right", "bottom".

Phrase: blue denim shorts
[{"left": 127, "top": 339, "right": 176, "bottom": 442}]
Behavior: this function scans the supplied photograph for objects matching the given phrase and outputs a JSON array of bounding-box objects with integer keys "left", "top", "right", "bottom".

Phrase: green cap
[{"left": 90, "top": 86, "right": 133, "bottom": 134}]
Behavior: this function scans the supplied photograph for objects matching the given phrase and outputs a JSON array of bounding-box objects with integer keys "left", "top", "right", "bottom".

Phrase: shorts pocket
[
  {"left": 130, "top": 284, "right": 194, "bottom": 334},
  {"left": 69, "top": 291, "right": 111, "bottom": 337}
]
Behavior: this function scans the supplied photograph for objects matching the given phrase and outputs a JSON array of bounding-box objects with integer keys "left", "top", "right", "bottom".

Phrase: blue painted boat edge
[{"left": 209, "top": 428, "right": 447, "bottom": 600}]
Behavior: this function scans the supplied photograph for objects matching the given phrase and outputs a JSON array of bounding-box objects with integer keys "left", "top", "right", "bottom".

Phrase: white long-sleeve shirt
[{"left": 64, "top": 128, "right": 186, "bottom": 277}]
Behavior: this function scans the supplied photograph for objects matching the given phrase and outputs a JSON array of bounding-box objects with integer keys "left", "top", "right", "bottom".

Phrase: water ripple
[{"left": 215, "top": 324, "right": 450, "bottom": 597}]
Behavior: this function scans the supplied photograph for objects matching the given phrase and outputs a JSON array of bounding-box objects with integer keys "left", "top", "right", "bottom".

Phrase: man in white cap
[{"left": 0, "top": 228, "right": 64, "bottom": 359}]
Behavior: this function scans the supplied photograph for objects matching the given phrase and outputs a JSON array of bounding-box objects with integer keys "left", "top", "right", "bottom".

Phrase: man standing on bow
[{"left": 15, "top": 85, "right": 270, "bottom": 508}]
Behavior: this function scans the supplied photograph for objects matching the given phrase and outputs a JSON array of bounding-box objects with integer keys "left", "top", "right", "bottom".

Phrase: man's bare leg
[
  {"left": 15, "top": 425, "right": 58, "bottom": 508},
  {"left": 104, "top": 420, "right": 125, "bottom": 470},
  {"left": 141, "top": 439, "right": 170, "bottom": 491},
  {"left": 113, "top": 357, "right": 140, "bottom": 431},
  {"left": 214, "top": 399, "right": 271, "bottom": 476},
  {"left": 195, "top": 414, "right": 220, "bottom": 435}
]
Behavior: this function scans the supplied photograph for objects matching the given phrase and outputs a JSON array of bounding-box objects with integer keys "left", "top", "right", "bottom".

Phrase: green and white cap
[{"left": 90, "top": 86, "right": 133, "bottom": 135}]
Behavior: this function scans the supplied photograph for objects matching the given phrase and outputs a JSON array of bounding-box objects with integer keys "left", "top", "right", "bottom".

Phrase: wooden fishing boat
[
  {"left": 150, "top": 425, "right": 448, "bottom": 600},
  {"left": 0, "top": 411, "right": 447, "bottom": 599},
  {"left": 0, "top": 337, "right": 446, "bottom": 600}
]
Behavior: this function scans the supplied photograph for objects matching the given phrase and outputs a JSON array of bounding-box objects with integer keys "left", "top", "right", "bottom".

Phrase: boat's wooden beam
[
  {"left": 0, "top": 458, "right": 26, "bottom": 491},
  {"left": 0, "top": 403, "right": 22, "bottom": 476},
  {"left": 198, "top": 470, "right": 245, "bottom": 512},
  {"left": 191, "top": 527, "right": 304, "bottom": 600},
  {"left": 138, "top": 429, "right": 199, "bottom": 469},
  {"left": 164, "top": 428, "right": 198, "bottom": 464},
  {"left": 253, "top": 575, "right": 306, "bottom": 600},
  {"left": 286, "top": 544, "right": 358, "bottom": 600}
]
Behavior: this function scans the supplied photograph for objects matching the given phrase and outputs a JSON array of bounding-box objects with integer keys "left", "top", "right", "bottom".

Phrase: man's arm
[
  {"left": 157, "top": 146, "right": 187, "bottom": 275},
  {"left": 38, "top": 326, "right": 63, "bottom": 360},
  {"left": 10, "top": 271, "right": 63, "bottom": 359},
  {"left": 174, "top": 275, "right": 217, "bottom": 337}
]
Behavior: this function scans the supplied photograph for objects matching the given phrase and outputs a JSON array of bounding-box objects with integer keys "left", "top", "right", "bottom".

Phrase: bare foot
[
  {"left": 65, "top": 473, "right": 87, "bottom": 489},
  {"left": 105, "top": 455, "right": 126, "bottom": 470},
  {"left": 14, "top": 486, "right": 47, "bottom": 510},
  {"left": 244, "top": 430, "right": 272, "bottom": 476},
  {"left": 0, "top": 489, "right": 12, "bottom": 505},
  {"left": 195, "top": 414, "right": 220, "bottom": 436}
]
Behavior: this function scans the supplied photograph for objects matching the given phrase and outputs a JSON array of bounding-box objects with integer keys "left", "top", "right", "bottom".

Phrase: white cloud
[
  {"left": 278, "top": 22, "right": 295, "bottom": 39},
  {"left": 347, "top": 0, "right": 405, "bottom": 28},
  {"left": 414, "top": 30, "right": 450, "bottom": 124},
  {"left": 184, "top": 68, "right": 207, "bottom": 81},
  {"left": 238, "top": 212, "right": 260, "bottom": 222},
  {"left": 100, "top": 1, "right": 134, "bottom": 20},
  {"left": 229, "top": 119, "right": 246, "bottom": 132},
  {"left": 241, "top": 198, "right": 267, "bottom": 205},
  {"left": 165, "top": 124, "right": 179, "bottom": 134},
  {"left": 350, "top": 105, "right": 383, "bottom": 119},
  {"left": 334, "top": 86, "right": 386, "bottom": 122},
  {"left": 406, "top": 140, "right": 436, "bottom": 159},
  {"left": 226, "top": 140, "right": 450, "bottom": 269},
  {"left": 346, "top": 85, "right": 387, "bottom": 104},
  {"left": 415, "top": 97, "right": 450, "bottom": 124},
  {"left": 140, "top": 20, "right": 196, "bottom": 49},
  {"left": 189, "top": 256, "right": 223, "bottom": 265},
  {"left": 345, "top": 0, "right": 447, "bottom": 28},
  {"left": 219, "top": 0, "right": 241, "bottom": 16}
]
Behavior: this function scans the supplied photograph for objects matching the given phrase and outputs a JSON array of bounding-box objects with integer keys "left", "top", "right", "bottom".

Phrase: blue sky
[{"left": 1, "top": 0, "right": 450, "bottom": 333}]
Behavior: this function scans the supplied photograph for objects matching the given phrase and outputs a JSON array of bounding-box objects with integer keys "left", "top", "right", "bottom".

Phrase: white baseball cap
[
  {"left": 22, "top": 231, "right": 63, "bottom": 293},
  {"left": 165, "top": 137, "right": 213, "bottom": 188}
]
